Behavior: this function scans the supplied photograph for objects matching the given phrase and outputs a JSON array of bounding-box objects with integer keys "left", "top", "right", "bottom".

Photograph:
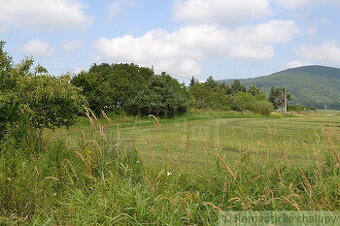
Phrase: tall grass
[{"left": 0, "top": 112, "right": 339, "bottom": 225}]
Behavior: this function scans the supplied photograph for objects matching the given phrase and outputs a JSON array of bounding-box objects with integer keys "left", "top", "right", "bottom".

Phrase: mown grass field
[
  {"left": 1, "top": 110, "right": 340, "bottom": 225},
  {"left": 55, "top": 110, "right": 340, "bottom": 172}
]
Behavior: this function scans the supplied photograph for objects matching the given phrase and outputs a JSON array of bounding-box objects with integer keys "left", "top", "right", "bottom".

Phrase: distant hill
[{"left": 220, "top": 65, "right": 340, "bottom": 109}]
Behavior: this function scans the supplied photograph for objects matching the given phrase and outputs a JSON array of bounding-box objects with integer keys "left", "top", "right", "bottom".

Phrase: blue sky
[{"left": 1, "top": 0, "right": 340, "bottom": 82}]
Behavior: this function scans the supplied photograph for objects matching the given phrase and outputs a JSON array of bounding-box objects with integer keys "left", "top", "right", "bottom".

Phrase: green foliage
[
  {"left": 190, "top": 77, "right": 272, "bottom": 115},
  {"left": 189, "top": 82, "right": 230, "bottom": 110},
  {"left": 125, "top": 72, "right": 190, "bottom": 117},
  {"left": 231, "top": 92, "right": 273, "bottom": 115},
  {"left": 189, "top": 76, "right": 199, "bottom": 88},
  {"left": 248, "top": 84, "right": 262, "bottom": 96},
  {"left": 230, "top": 79, "right": 247, "bottom": 94},
  {"left": 0, "top": 43, "right": 86, "bottom": 140},
  {"left": 72, "top": 64, "right": 191, "bottom": 117},
  {"left": 268, "top": 87, "right": 292, "bottom": 110}
]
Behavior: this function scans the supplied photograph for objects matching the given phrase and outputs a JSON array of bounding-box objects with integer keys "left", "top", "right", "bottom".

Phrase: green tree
[
  {"left": 248, "top": 85, "right": 262, "bottom": 96},
  {"left": 125, "top": 72, "right": 190, "bottom": 117},
  {"left": 205, "top": 76, "right": 218, "bottom": 89},
  {"left": 230, "top": 80, "right": 247, "bottom": 94},
  {"left": 189, "top": 76, "right": 198, "bottom": 88},
  {"left": 72, "top": 64, "right": 191, "bottom": 117},
  {"left": 269, "top": 87, "right": 292, "bottom": 110},
  {"left": 0, "top": 42, "right": 86, "bottom": 142},
  {"left": 189, "top": 78, "right": 230, "bottom": 110}
]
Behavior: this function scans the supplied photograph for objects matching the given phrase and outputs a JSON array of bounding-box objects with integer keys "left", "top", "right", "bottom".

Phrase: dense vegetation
[
  {"left": 1, "top": 109, "right": 339, "bottom": 224},
  {"left": 72, "top": 64, "right": 273, "bottom": 117},
  {"left": 71, "top": 64, "right": 190, "bottom": 117},
  {"left": 189, "top": 76, "right": 273, "bottom": 115},
  {"left": 1, "top": 41, "right": 339, "bottom": 224},
  {"left": 0, "top": 41, "right": 85, "bottom": 142},
  {"left": 220, "top": 65, "right": 340, "bottom": 109}
]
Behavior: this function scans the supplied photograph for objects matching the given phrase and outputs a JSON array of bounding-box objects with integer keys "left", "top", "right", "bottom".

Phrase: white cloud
[
  {"left": 228, "top": 20, "right": 299, "bottom": 59},
  {"left": 284, "top": 61, "right": 310, "bottom": 69},
  {"left": 22, "top": 39, "right": 54, "bottom": 58},
  {"left": 61, "top": 40, "right": 84, "bottom": 52},
  {"left": 94, "top": 20, "right": 298, "bottom": 76},
  {"left": 297, "top": 41, "right": 340, "bottom": 65},
  {"left": 276, "top": 0, "right": 339, "bottom": 8},
  {"left": 173, "top": 0, "right": 272, "bottom": 25},
  {"left": 0, "top": 0, "right": 93, "bottom": 32},
  {"left": 107, "top": 0, "right": 137, "bottom": 20}
]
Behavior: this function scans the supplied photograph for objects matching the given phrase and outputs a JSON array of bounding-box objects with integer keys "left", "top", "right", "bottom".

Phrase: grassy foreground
[{"left": 1, "top": 110, "right": 339, "bottom": 224}]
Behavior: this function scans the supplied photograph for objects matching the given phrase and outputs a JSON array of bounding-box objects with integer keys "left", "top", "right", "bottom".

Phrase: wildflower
[
  {"left": 136, "top": 160, "right": 140, "bottom": 164},
  {"left": 15, "top": 125, "right": 18, "bottom": 128},
  {"left": 167, "top": 171, "right": 172, "bottom": 176}
]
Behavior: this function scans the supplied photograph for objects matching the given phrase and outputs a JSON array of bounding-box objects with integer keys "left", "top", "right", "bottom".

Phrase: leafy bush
[{"left": 231, "top": 92, "right": 273, "bottom": 115}]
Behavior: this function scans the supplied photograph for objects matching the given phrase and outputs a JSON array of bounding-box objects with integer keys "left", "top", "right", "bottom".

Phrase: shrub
[{"left": 231, "top": 92, "right": 273, "bottom": 115}]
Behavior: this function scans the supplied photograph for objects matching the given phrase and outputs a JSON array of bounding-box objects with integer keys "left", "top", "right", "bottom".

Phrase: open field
[
  {"left": 55, "top": 110, "right": 340, "bottom": 171},
  {"left": 1, "top": 110, "right": 340, "bottom": 224}
]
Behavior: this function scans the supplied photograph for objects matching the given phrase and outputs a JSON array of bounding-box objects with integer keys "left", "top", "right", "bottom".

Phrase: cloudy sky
[{"left": 1, "top": 0, "right": 340, "bottom": 82}]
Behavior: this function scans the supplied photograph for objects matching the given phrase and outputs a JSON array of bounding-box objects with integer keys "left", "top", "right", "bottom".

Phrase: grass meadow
[{"left": 1, "top": 110, "right": 339, "bottom": 224}]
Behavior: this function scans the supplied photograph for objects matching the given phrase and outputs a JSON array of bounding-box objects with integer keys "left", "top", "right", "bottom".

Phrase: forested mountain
[{"left": 220, "top": 66, "right": 340, "bottom": 109}]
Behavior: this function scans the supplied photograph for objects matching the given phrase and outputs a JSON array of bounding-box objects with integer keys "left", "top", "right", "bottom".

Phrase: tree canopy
[
  {"left": 0, "top": 42, "right": 86, "bottom": 139},
  {"left": 72, "top": 64, "right": 191, "bottom": 117}
]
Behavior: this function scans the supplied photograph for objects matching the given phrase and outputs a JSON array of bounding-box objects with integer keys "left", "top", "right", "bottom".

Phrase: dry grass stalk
[
  {"left": 136, "top": 148, "right": 145, "bottom": 165},
  {"left": 88, "top": 108, "right": 98, "bottom": 121},
  {"left": 45, "top": 176, "right": 59, "bottom": 181},
  {"left": 75, "top": 151, "right": 86, "bottom": 162},
  {"left": 34, "top": 166, "right": 40, "bottom": 176},
  {"left": 101, "top": 110, "right": 111, "bottom": 123},
  {"left": 251, "top": 174, "right": 265, "bottom": 183},
  {"left": 202, "top": 202, "right": 224, "bottom": 214},
  {"left": 276, "top": 168, "right": 284, "bottom": 186},
  {"left": 89, "top": 140, "right": 103, "bottom": 156},
  {"left": 64, "top": 159, "right": 78, "bottom": 179},
  {"left": 142, "top": 175, "right": 154, "bottom": 192},
  {"left": 216, "top": 154, "right": 237, "bottom": 181},
  {"left": 282, "top": 196, "right": 300, "bottom": 211},
  {"left": 299, "top": 168, "right": 312, "bottom": 195},
  {"left": 84, "top": 107, "right": 95, "bottom": 127},
  {"left": 219, "top": 174, "right": 229, "bottom": 206},
  {"left": 148, "top": 114, "right": 161, "bottom": 128},
  {"left": 279, "top": 148, "right": 288, "bottom": 160},
  {"left": 144, "top": 137, "right": 153, "bottom": 160},
  {"left": 158, "top": 197, "right": 177, "bottom": 206},
  {"left": 98, "top": 125, "right": 107, "bottom": 141}
]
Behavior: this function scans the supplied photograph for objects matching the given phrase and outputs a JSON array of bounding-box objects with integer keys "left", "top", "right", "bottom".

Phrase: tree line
[{"left": 0, "top": 41, "right": 288, "bottom": 141}]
